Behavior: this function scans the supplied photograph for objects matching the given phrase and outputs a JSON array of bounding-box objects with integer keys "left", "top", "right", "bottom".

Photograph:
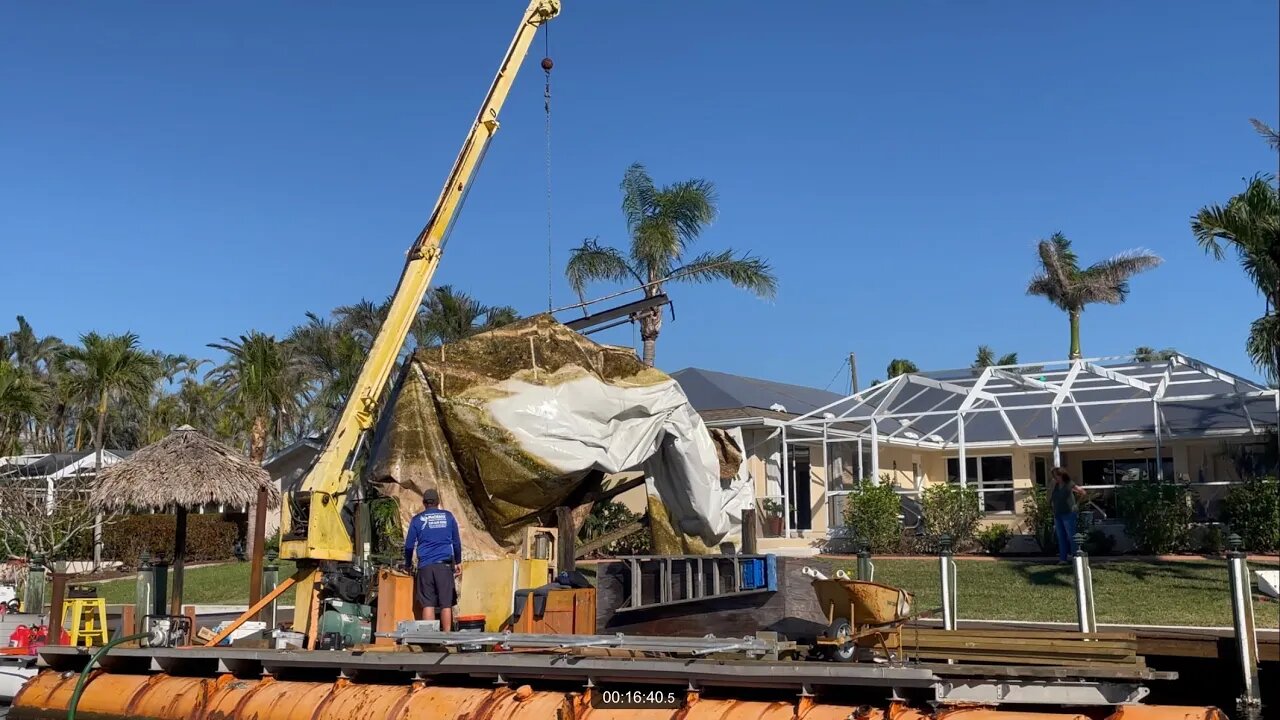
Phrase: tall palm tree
[
  {"left": 60, "top": 332, "right": 160, "bottom": 567},
  {"left": 60, "top": 332, "right": 161, "bottom": 468},
  {"left": 886, "top": 359, "right": 919, "bottom": 378},
  {"left": 565, "top": 163, "right": 777, "bottom": 366},
  {"left": 1191, "top": 120, "right": 1280, "bottom": 378},
  {"left": 206, "top": 332, "right": 304, "bottom": 463},
  {"left": 1026, "top": 233, "right": 1162, "bottom": 359},
  {"left": 973, "top": 345, "right": 1018, "bottom": 368}
]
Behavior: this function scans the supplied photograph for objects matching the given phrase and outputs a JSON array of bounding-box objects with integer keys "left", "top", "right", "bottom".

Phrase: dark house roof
[{"left": 671, "top": 368, "right": 844, "bottom": 422}]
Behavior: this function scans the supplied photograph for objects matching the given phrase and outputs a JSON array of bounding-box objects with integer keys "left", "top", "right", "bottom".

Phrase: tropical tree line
[{"left": 0, "top": 286, "right": 517, "bottom": 461}]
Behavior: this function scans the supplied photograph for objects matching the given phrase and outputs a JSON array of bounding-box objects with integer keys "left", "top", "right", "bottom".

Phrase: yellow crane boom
[{"left": 280, "top": 0, "right": 561, "bottom": 564}]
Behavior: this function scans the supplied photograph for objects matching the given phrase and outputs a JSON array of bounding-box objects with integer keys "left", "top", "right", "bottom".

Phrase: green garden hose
[{"left": 66, "top": 631, "right": 150, "bottom": 720}]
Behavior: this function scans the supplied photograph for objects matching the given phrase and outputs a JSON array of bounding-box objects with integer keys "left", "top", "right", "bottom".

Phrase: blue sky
[{"left": 3, "top": 1, "right": 1277, "bottom": 392}]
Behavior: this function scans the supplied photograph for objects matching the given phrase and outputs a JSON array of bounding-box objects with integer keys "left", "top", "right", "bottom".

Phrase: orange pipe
[
  {"left": 9, "top": 671, "right": 1226, "bottom": 720},
  {"left": 1104, "top": 706, "right": 1229, "bottom": 720}
]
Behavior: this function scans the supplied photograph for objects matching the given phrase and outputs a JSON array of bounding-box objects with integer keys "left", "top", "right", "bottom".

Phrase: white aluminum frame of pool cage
[{"left": 771, "top": 354, "right": 1278, "bottom": 539}]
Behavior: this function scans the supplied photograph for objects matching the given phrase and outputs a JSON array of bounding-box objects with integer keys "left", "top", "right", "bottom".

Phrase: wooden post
[
  {"left": 121, "top": 605, "right": 136, "bottom": 637},
  {"left": 49, "top": 572, "right": 68, "bottom": 642},
  {"left": 183, "top": 605, "right": 198, "bottom": 644},
  {"left": 555, "top": 506, "right": 576, "bottom": 575},
  {"left": 170, "top": 506, "right": 188, "bottom": 617},
  {"left": 741, "top": 508, "right": 758, "bottom": 555},
  {"left": 248, "top": 484, "right": 268, "bottom": 605}
]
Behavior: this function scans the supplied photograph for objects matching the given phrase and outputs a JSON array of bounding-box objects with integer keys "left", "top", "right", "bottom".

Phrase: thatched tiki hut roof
[
  {"left": 91, "top": 426, "right": 277, "bottom": 618},
  {"left": 92, "top": 426, "right": 278, "bottom": 511}
]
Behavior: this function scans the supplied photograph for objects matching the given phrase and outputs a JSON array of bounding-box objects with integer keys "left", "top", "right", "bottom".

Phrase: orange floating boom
[{"left": 11, "top": 670, "right": 1228, "bottom": 720}]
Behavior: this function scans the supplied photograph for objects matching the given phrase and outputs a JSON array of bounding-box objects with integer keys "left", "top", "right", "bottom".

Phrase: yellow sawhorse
[{"left": 62, "top": 597, "right": 109, "bottom": 647}]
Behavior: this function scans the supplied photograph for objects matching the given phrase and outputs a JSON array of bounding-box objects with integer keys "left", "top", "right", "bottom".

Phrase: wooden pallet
[{"left": 901, "top": 627, "right": 1142, "bottom": 667}]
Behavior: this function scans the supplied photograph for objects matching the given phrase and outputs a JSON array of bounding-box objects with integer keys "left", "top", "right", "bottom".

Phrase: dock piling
[
  {"left": 1072, "top": 532, "right": 1096, "bottom": 633},
  {"left": 1227, "top": 533, "right": 1262, "bottom": 720},
  {"left": 938, "top": 534, "right": 956, "bottom": 631}
]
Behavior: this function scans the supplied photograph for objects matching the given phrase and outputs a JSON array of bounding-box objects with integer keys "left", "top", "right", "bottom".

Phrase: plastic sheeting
[{"left": 367, "top": 314, "right": 745, "bottom": 559}]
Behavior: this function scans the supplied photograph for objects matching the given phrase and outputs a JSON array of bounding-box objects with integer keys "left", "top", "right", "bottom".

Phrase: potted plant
[{"left": 760, "top": 498, "right": 784, "bottom": 537}]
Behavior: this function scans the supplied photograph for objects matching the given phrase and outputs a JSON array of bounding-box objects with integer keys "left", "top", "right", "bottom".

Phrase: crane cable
[{"left": 542, "top": 23, "right": 554, "bottom": 313}]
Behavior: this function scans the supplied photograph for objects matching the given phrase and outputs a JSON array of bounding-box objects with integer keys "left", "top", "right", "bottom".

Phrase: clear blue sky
[{"left": 3, "top": 1, "right": 1277, "bottom": 392}]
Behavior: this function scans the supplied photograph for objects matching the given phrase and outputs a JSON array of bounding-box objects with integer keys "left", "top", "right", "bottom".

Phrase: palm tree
[
  {"left": 1191, "top": 120, "right": 1280, "bottom": 378},
  {"left": 6, "top": 316, "right": 64, "bottom": 377},
  {"left": 416, "top": 285, "right": 519, "bottom": 346},
  {"left": 60, "top": 332, "right": 160, "bottom": 567},
  {"left": 886, "top": 359, "right": 919, "bottom": 378},
  {"left": 973, "top": 345, "right": 1018, "bottom": 368},
  {"left": 0, "top": 362, "right": 47, "bottom": 455},
  {"left": 1026, "top": 233, "right": 1162, "bottom": 360},
  {"left": 60, "top": 332, "right": 161, "bottom": 468},
  {"left": 565, "top": 163, "right": 777, "bottom": 366},
  {"left": 1133, "top": 346, "right": 1177, "bottom": 363},
  {"left": 206, "top": 332, "right": 304, "bottom": 463}
]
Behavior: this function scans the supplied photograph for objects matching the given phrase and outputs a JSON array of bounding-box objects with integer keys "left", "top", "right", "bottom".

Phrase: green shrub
[
  {"left": 1083, "top": 528, "right": 1116, "bottom": 556},
  {"left": 1024, "top": 488, "right": 1056, "bottom": 552},
  {"left": 1222, "top": 476, "right": 1280, "bottom": 552},
  {"left": 976, "top": 524, "right": 1012, "bottom": 555},
  {"left": 1117, "top": 480, "right": 1193, "bottom": 554},
  {"left": 579, "top": 501, "right": 651, "bottom": 557},
  {"left": 1193, "top": 524, "right": 1225, "bottom": 555},
  {"left": 102, "top": 514, "right": 239, "bottom": 564},
  {"left": 920, "top": 484, "right": 982, "bottom": 551},
  {"left": 840, "top": 480, "right": 902, "bottom": 553}
]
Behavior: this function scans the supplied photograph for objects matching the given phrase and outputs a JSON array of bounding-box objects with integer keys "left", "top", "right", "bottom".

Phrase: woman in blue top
[{"left": 1050, "top": 467, "right": 1087, "bottom": 564}]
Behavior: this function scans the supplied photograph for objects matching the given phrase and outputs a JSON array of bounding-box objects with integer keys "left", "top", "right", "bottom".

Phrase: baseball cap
[{"left": 422, "top": 488, "right": 440, "bottom": 504}]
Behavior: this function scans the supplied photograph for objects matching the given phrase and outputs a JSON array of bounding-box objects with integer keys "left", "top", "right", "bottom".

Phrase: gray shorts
[{"left": 414, "top": 563, "right": 456, "bottom": 609}]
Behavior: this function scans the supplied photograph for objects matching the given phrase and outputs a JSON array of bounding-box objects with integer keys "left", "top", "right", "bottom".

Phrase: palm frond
[
  {"left": 1251, "top": 118, "right": 1280, "bottom": 151},
  {"left": 668, "top": 249, "right": 778, "bottom": 299},
  {"left": 1026, "top": 273, "right": 1072, "bottom": 311},
  {"left": 1079, "top": 250, "right": 1162, "bottom": 305},
  {"left": 1245, "top": 312, "right": 1280, "bottom": 382},
  {"left": 630, "top": 220, "right": 681, "bottom": 278},
  {"left": 620, "top": 163, "right": 656, "bottom": 233},
  {"left": 651, "top": 179, "right": 717, "bottom": 249},
  {"left": 565, "top": 238, "right": 641, "bottom": 300}
]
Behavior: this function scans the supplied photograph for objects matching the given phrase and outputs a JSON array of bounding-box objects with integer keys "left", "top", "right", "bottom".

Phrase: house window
[
  {"left": 946, "top": 455, "right": 1015, "bottom": 513},
  {"left": 1079, "top": 457, "right": 1173, "bottom": 519}
]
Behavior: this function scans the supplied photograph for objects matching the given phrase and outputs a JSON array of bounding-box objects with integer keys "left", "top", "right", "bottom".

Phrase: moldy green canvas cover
[{"left": 366, "top": 314, "right": 747, "bottom": 559}]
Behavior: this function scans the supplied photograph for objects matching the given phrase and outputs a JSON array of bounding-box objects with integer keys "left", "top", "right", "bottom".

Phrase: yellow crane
[{"left": 265, "top": 0, "right": 560, "bottom": 643}]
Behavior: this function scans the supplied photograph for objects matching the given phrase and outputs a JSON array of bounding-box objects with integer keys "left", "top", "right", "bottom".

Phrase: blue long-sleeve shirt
[{"left": 403, "top": 508, "right": 462, "bottom": 568}]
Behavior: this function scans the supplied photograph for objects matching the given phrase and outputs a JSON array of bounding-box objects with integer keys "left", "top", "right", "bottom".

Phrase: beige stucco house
[{"left": 671, "top": 355, "right": 1276, "bottom": 556}]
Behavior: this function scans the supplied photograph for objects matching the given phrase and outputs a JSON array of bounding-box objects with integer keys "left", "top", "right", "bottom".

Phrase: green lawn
[
  {"left": 72, "top": 557, "right": 1280, "bottom": 629},
  {"left": 822, "top": 557, "right": 1280, "bottom": 628},
  {"left": 72, "top": 560, "right": 300, "bottom": 607}
]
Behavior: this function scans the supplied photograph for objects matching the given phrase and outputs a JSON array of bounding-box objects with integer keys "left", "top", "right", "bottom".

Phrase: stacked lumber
[{"left": 901, "top": 627, "right": 1142, "bottom": 667}]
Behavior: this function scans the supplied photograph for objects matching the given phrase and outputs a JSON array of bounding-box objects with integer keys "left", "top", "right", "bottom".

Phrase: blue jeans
[{"left": 1054, "top": 512, "right": 1077, "bottom": 562}]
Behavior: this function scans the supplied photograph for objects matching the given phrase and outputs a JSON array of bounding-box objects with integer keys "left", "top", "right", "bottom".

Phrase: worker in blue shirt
[{"left": 403, "top": 488, "right": 463, "bottom": 629}]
